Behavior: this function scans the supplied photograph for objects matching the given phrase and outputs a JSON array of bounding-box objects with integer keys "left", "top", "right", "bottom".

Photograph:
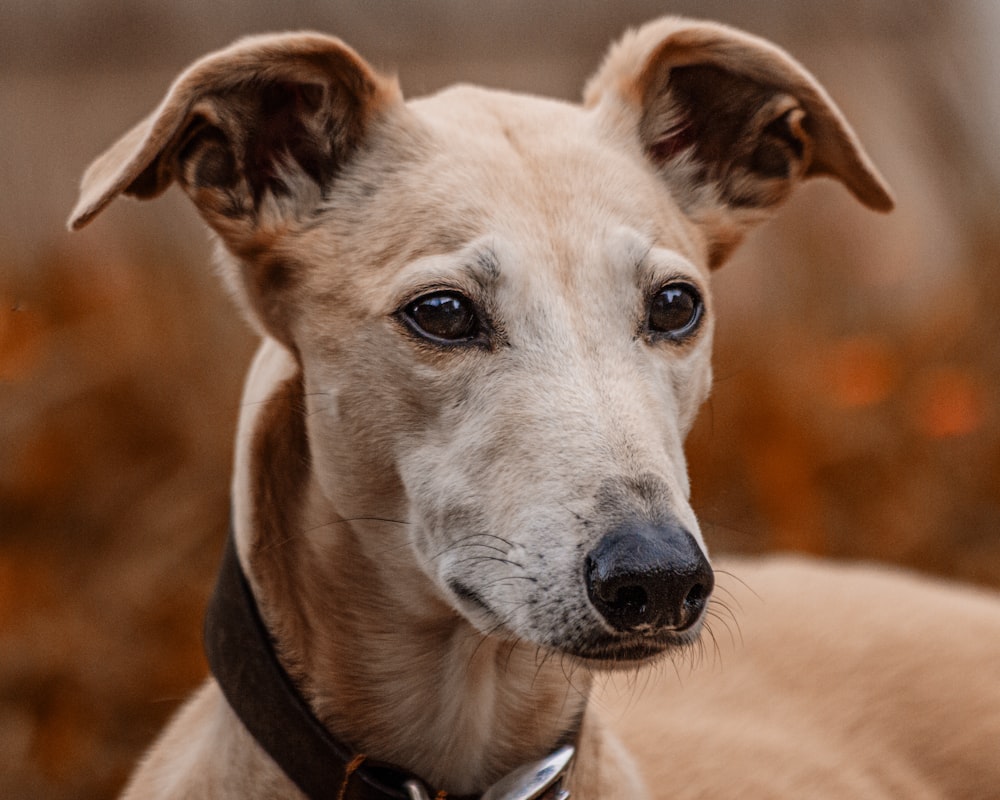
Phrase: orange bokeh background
[{"left": 2, "top": 2, "right": 998, "bottom": 798}]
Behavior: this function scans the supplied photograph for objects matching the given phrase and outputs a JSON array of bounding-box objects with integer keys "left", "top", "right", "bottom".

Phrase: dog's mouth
[
  {"left": 448, "top": 578, "right": 703, "bottom": 667},
  {"left": 448, "top": 579, "right": 497, "bottom": 619},
  {"left": 562, "top": 626, "right": 702, "bottom": 668}
]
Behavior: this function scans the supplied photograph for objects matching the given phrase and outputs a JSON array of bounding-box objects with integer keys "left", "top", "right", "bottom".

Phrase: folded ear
[
  {"left": 69, "top": 32, "right": 398, "bottom": 234},
  {"left": 68, "top": 32, "right": 400, "bottom": 342},
  {"left": 585, "top": 17, "right": 894, "bottom": 267}
]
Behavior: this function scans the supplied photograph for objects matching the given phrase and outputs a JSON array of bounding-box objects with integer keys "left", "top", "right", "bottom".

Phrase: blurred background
[{"left": 2, "top": 1, "right": 998, "bottom": 797}]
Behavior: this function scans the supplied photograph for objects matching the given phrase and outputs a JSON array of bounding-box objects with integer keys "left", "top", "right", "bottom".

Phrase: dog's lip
[
  {"left": 448, "top": 579, "right": 501, "bottom": 622},
  {"left": 446, "top": 580, "right": 703, "bottom": 663},
  {"left": 563, "top": 626, "right": 701, "bottom": 665}
]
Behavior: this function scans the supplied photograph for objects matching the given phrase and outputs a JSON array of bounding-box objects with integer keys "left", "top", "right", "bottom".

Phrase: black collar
[{"left": 203, "top": 530, "right": 574, "bottom": 800}]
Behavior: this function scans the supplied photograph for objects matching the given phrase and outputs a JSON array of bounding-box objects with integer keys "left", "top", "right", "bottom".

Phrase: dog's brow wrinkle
[
  {"left": 470, "top": 247, "right": 501, "bottom": 285},
  {"left": 632, "top": 242, "right": 654, "bottom": 276}
]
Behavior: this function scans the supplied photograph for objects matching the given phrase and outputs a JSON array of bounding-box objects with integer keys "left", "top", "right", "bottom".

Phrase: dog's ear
[
  {"left": 585, "top": 17, "right": 894, "bottom": 267},
  {"left": 68, "top": 33, "right": 400, "bottom": 341},
  {"left": 69, "top": 32, "right": 398, "bottom": 234}
]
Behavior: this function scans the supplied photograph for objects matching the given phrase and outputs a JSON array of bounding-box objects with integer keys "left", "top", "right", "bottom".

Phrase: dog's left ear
[{"left": 585, "top": 17, "right": 894, "bottom": 267}]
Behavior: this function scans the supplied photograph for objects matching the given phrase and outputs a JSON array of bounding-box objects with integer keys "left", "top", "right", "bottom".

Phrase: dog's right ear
[
  {"left": 68, "top": 33, "right": 399, "bottom": 237},
  {"left": 68, "top": 33, "right": 400, "bottom": 342}
]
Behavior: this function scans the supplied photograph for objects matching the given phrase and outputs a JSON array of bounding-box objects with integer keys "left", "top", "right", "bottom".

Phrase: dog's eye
[
  {"left": 404, "top": 291, "right": 481, "bottom": 343},
  {"left": 647, "top": 283, "right": 703, "bottom": 340}
]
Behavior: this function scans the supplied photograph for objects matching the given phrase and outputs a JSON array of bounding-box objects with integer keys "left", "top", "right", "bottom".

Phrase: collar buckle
[
  {"left": 403, "top": 781, "right": 431, "bottom": 800},
  {"left": 480, "top": 745, "right": 574, "bottom": 800},
  {"left": 403, "top": 745, "right": 573, "bottom": 800}
]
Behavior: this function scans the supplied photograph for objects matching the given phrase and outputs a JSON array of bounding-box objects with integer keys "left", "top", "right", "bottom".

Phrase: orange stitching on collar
[{"left": 336, "top": 754, "right": 367, "bottom": 800}]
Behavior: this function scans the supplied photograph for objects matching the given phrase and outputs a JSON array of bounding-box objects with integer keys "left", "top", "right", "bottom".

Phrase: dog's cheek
[
  {"left": 395, "top": 455, "right": 486, "bottom": 583},
  {"left": 389, "top": 432, "right": 542, "bottom": 628},
  {"left": 667, "top": 335, "right": 715, "bottom": 441},
  {"left": 300, "top": 333, "right": 457, "bottom": 519},
  {"left": 438, "top": 497, "right": 594, "bottom": 643}
]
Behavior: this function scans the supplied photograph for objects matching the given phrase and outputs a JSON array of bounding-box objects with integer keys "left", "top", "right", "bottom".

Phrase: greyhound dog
[{"left": 70, "top": 16, "right": 1000, "bottom": 800}]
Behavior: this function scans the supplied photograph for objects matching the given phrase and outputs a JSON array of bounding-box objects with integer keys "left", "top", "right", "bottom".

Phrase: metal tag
[
  {"left": 479, "top": 745, "right": 574, "bottom": 800},
  {"left": 404, "top": 780, "right": 432, "bottom": 800}
]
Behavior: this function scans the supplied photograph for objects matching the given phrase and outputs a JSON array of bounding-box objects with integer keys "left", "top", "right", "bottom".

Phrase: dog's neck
[{"left": 229, "top": 339, "right": 589, "bottom": 795}]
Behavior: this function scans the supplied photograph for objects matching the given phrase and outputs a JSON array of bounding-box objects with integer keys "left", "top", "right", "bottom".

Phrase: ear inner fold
[
  {"left": 67, "top": 33, "right": 399, "bottom": 232},
  {"left": 584, "top": 17, "right": 893, "bottom": 268}
]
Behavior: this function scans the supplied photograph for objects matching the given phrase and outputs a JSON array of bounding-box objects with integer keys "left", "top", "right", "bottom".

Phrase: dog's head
[{"left": 71, "top": 18, "right": 891, "bottom": 667}]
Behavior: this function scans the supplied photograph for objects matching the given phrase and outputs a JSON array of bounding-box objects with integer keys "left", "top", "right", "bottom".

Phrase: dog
[{"left": 70, "top": 16, "right": 1000, "bottom": 799}]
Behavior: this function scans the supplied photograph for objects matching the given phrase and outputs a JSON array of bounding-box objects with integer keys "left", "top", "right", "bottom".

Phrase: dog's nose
[{"left": 585, "top": 522, "right": 713, "bottom": 632}]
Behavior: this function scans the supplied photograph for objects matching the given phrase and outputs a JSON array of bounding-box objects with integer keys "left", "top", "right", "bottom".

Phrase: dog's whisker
[
  {"left": 235, "top": 386, "right": 306, "bottom": 411},
  {"left": 708, "top": 582, "right": 747, "bottom": 615},
  {"left": 252, "top": 516, "right": 414, "bottom": 558},
  {"left": 665, "top": 650, "right": 685, "bottom": 689},
  {"left": 692, "top": 630, "right": 711, "bottom": 673},
  {"left": 556, "top": 500, "right": 593, "bottom": 526},
  {"left": 698, "top": 619, "right": 723, "bottom": 670},
  {"left": 714, "top": 568, "right": 761, "bottom": 603},
  {"left": 305, "top": 407, "right": 331, "bottom": 419},
  {"left": 464, "top": 631, "right": 497, "bottom": 669},
  {"left": 431, "top": 541, "right": 510, "bottom": 561},
  {"left": 501, "top": 637, "right": 520, "bottom": 674},
  {"left": 449, "top": 554, "right": 526, "bottom": 571},
  {"left": 252, "top": 530, "right": 306, "bottom": 555},
  {"left": 463, "top": 606, "right": 536, "bottom": 671},
  {"left": 429, "top": 532, "right": 518, "bottom": 562},
  {"left": 302, "top": 515, "right": 411, "bottom": 534},
  {"left": 475, "top": 576, "right": 538, "bottom": 595},
  {"left": 454, "top": 532, "right": 518, "bottom": 549},
  {"left": 530, "top": 647, "right": 556, "bottom": 688},
  {"left": 706, "top": 601, "right": 744, "bottom": 650}
]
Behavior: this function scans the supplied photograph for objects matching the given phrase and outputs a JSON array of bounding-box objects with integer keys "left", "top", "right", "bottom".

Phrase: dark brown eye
[
  {"left": 404, "top": 291, "right": 480, "bottom": 343},
  {"left": 647, "top": 283, "right": 703, "bottom": 339}
]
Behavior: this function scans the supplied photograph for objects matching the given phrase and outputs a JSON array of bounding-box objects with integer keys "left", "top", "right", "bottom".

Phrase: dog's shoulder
[{"left": 120, "top": 680, "right": 299, "bottom": 800}]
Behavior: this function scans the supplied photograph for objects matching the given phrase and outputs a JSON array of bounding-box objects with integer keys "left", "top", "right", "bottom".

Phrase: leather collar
[{"left": 204, "top": 529, "right": 574, "bottom": 800}]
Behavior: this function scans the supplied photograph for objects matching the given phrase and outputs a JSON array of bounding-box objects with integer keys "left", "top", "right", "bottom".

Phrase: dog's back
[{"left": 603, "top": 556, "right": 1000, "bottom": 798}]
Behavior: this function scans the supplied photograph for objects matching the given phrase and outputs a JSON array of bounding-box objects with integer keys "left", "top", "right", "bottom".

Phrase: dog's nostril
[
  {"left": 678, "top": 582, "right": 710, "bottom": 630},
  {"left": 611, "top": 585, "right": 649, "bottom": 617},
  {"left": 684, "top": 582, "right": 709, "bottom": 611}
]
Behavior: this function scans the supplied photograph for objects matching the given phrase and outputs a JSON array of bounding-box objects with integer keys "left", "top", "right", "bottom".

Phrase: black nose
[{"left": 585, "top": 521, "right": 713, "bottom": 632}]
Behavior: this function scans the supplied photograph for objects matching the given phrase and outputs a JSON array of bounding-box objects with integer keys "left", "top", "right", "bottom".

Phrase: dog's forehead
[
  {"left": 408, "top": 84, "right": 589, "bottom": 143},
  {"left": 314, "top": 85, "right": 707, "bottom": 287},
  {"left": 405, "top": 85, "right": 666, "bottom": 220}
]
